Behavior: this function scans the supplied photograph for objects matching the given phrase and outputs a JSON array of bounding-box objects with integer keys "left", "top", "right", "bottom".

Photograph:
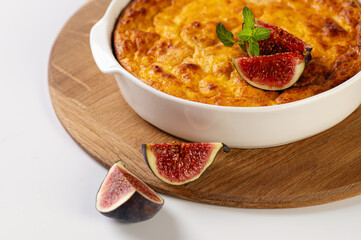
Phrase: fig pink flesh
[
  {"left": 99, "top": 166, "right": 134, "bottom": 209},
  {"left": 121, "top": 170, "right": 162, "bottom": 203},
  {"left": 149, "top": 143, "right": 216, "bottom": 183},
  {"left": 234, "top": 52, "right": 304, "bottom": 89}
]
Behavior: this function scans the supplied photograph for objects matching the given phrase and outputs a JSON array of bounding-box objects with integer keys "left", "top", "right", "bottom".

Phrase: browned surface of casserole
[{"left": 113, "top": 0, "right": 361, "bottom": 106}]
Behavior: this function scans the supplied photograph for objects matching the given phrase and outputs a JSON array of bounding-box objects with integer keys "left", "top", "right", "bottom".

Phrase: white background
[{"left": 1, "top": 0, "right": 361, "bottom": 239}]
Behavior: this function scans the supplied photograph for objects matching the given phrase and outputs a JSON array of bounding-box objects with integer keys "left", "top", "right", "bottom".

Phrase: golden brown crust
[{"left": 113, "top": 0, "right": 361, "bottom": 107}]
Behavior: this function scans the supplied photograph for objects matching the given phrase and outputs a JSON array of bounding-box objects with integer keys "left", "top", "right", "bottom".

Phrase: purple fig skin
[
  {"left": 221, "top": 144, "right": 231, "bottom": 153},
  {"left": 142, "top": 144, "right": 151, "bottom": 170},
  {"left": 98, "top": 191, "right": 163, "bottom": 223}
]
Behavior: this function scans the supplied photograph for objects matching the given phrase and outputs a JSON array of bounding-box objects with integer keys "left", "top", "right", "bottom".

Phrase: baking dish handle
[{"left": 89, "top": 6, "right": 122, "bottom": 75}]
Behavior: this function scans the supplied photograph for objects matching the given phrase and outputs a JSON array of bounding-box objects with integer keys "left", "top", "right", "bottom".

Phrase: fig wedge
[
  {"left": 233, "top": 52, "right": 306, "bottom": 91},
  {"left": 246, "top": 19, "right": 312, "bottom": 63},
  {"left": 142, "top": 142, "right": 230, "bottom": 185},
  {"left": 96, "top": 161, "right": 163, "bottom": 223}
]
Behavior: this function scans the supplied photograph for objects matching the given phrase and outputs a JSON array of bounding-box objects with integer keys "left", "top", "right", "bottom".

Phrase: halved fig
[
  {"left": 233, "top": 52, "right": 306, "bottom": 91},
  {"left": 142, "top": 142, "right": 230, "bottom": 185},
  {"left": 96, "top": 161, "right": 163, "bottom": 223},
  {"left": 246, "top": 19, "right": 312, "bottom": 63}
]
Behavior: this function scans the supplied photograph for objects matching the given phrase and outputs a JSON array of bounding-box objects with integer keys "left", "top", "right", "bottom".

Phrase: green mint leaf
[
  {"left": 237, "top": 40, "right": 247, "bottom": 52},
  {"left": 248, "top": 39, "right": 260, "bottom": 56},
  {"left": 236, "top": 29, "right": 253, "bottom": 41},
  {"left": 252, "top": 27, "right": 271, "bottom": 41},
  {"left": 242, "top": 6, "right": 255, "bottom": 29},
  {"left": 216, "top": 22, "right": 235, "bottom": 47}
]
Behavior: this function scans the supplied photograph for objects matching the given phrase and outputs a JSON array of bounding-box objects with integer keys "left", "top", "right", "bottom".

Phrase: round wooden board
[{"left": 48, "top": 0, "right": 361, "bottom": 208}]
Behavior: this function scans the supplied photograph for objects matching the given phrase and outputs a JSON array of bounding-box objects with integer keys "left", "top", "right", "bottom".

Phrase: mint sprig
[{"left": 216, "top": 6, "right": 271, "bottom": 56}]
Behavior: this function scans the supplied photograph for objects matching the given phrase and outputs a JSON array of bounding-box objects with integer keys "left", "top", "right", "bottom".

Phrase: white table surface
[{"left": 1, "top": 0, "right": 361, "bottom": 239}]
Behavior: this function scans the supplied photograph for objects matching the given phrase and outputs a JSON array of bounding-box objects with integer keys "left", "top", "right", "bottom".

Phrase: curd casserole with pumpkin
[{"left": 113, "top": 0, "right": 361, "bottom": 107}]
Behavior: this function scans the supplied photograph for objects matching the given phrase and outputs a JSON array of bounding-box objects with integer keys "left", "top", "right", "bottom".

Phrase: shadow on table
[{"left": 114, "top": 208, "right": 181, "bottom": 240}]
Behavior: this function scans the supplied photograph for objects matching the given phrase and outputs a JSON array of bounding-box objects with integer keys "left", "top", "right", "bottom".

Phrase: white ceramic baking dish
[{"left": 90, "top": 0, "right": 361, "bottom": 148}]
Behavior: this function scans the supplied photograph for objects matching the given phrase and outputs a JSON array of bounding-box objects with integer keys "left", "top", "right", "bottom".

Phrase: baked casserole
[{"left": 113, "top": 0, "right": 361, "bottom": 107}]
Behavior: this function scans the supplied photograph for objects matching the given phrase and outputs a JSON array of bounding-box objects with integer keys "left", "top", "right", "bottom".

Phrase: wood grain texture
[{"left": 48, "top": 0, "right": 361, "bottom": 208}]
